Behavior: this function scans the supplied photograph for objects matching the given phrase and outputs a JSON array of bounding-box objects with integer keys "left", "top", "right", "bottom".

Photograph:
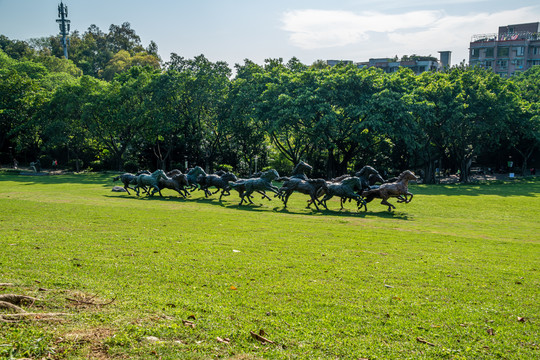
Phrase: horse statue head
[
  {"left": 355, "top": 165, "right": 379, "bottom": 179},
  {"left": 398, "top": 170, "right": 418, "bottom": 182},
  {"left": 151, "top": 169, "right": 167, "bottom": 180},
  {"left": 187, "top": 166, "right": 206, "bottom": 177},
  {"left": 221, "top": 172, "right": 238, "bottom": 182},
  {"left": 368, "top": 173, "right": 385, "bottom": 186},
  {"left": 291, "top": 161, "right": 312, "bottom": 179},
  {"left": 260, "top": 169, "right": 280, "bottom": 182}
]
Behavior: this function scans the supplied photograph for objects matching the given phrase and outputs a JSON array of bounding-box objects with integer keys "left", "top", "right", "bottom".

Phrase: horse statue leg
[
  {"left": 282, "top": 190, "right": 293, "bottom": 208},
  {"left": 257, "top": 191, "right": 272, "bottom": 201},
  {"left": 320, "top": 194, "right": 332, "bottom": 210},
  {"left": 380, "top": 197, "right": 395, "bottom": 211},
  {"left": 309, "top": 193, "right": 321, "bottom": 211},
  {"left": 150, "top": 184, "right": 163, "bottom": 197},
  {"left": 356, "top": 196, "right": 368, "bottom": 212},
  {"left": 405, "top": 192, "right": 413, "bottom": 203},
  {"left": 219, "top": 189, "right": 229, "bottom": 201}
]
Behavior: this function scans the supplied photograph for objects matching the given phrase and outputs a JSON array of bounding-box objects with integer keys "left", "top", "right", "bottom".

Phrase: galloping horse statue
[
  {"left": 231, "top": 169, "right": 280, "bottom": 205},
  {"left": 113, "top": 170, "right": 151, "bottom": 195},
  {"left": 276, "top": 160, "right": 314, "bottom": 200},
  {"left": 158, "top": 173, "right": 190, "bottom": 198},
  {"left": 279, "top": 178, "right": 328, "bottom": 211},
  {"left": 198, "top": 172, "right": 238, "bottom": 200},
  {"left": 361, "top": 170, "right": 418, "bottom": 211},
  {"left": 185, "top": 166, "right": 207, "bottom": 191},
  {"left": 319, "top": 176, "right": 367, "bottom": 211},
  {"left": 332, "top": 165, "right": 382, "bottom": 191},
  {"left": 134, "top": 169, "right": 167, "bottom": 197}
]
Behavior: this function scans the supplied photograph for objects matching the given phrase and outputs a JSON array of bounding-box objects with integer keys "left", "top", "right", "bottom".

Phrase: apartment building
[
  {"left": 327, "top": 52, "right": 449, "bottom": 75},
  {"left": 469, "top": 22, "right": 540, "bottom": 76}
]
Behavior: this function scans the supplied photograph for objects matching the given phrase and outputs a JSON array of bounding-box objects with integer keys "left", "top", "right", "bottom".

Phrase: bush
[
  {"left": 216, "top": 164, "right": 233, "bottom": 172},
  {"left": 123, "top": 160, "right": 139, "bottom": 173},
  {"left": 89, "top": 160, "right": 105, "bottom": 172},
  {"left": 67, "top": 159, "right": 84, "bottom": 171}
]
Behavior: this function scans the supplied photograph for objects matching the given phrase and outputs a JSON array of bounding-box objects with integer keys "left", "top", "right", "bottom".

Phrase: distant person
[
  {"left": 531, "top": 168, "right": 536, "bottom": 176},
  {"left": 53, "top": 159, "right": 58, "bottom": 170},
  {"left": 13, "top": 158, "right": 18, "bottom": 169},
  {"left": 35, "top": 159, "right": 41, "bottom": 172}
]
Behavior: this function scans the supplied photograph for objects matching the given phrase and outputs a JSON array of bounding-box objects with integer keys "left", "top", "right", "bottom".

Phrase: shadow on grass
[{"left": 104, "top": 192, "right": 411, "bottom": 220}]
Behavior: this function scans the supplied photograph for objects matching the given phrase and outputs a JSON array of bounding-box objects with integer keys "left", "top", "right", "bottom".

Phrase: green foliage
[{"left": 1, "top": 28, "right": 539, "bottom": 181}]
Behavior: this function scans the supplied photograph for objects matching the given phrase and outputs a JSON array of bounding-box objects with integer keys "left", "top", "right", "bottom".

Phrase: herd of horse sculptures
[{"left": 112, "top": 162, "right": 419, "bottom": 212}]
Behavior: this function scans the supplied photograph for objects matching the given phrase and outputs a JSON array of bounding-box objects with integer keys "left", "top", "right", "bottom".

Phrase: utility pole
[{"left": 56, "top": 2, "right": 70, "bottom": 59}]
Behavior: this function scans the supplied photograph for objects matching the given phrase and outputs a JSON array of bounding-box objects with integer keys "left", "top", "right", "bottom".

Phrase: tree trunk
[
  {"left": 326, "top": 149, "right": 337, "bottom": 179},
  {"left": 459, "top": 157, "right": 472, "bottom": 183},
  {"left": 423, "top": 160, "right": 436, "bottom": 184}
]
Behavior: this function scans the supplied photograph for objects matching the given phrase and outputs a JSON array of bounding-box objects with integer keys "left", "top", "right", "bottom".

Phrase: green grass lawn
[{"left": 0, "top": 172, "right": 539, "bottom": 359}]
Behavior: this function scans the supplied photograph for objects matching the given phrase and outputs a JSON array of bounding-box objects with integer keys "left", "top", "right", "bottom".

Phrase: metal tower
[{"left": 56, "top": 2, "right": 71, "bottom": 59}]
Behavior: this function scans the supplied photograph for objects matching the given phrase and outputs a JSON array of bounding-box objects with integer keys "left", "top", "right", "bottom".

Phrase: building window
[
  {"left": 498, "top": 47, "right": 509, "bottom": 57},
  {"left": 497, "top": 60, "right": 508, "bottom": 69},
  {"left": 485, "top": 48, "right": 494, "bottom": 57},
  {"left": 485, "top": 60, "right": 492, "bottom": 68},
  {"left": 470, "top": 48, "right": 479, "bottom": 58},
  {"left": 514, "top": 47, "right": 525, "bottom": 56}
]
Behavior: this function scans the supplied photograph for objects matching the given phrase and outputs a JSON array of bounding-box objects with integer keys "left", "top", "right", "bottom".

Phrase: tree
[
  {"left": 163, "top": 54, "right": 231, "bottom": 170},
  {"left": 509, "top": 67, "right": 540, "bottom": 174},
  {"left": 38, "top": 75, "right": 101, "bottom": 171},
  {"left": 83, "top": 67, "right": 152, "bottom": 170},
  {"left": 418, "top": 67, "right": 519, "bottom": 182},
  {"left": 223, "top": 60, "right": 270, "bottom": 172}
]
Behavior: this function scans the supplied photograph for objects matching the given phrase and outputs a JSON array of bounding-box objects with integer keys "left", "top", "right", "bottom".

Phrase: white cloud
[
  {"left": 388, "top": 7, "right": 540, "bottom": 48},
  {"left": 281, "top": 9, "right": 442, "bottom": 49},
  {"left": 281, "top": 6, "right": 540, "bottom": 64},
  {"left": 281, "top": 7, "right": 540, "bottom": 51}
]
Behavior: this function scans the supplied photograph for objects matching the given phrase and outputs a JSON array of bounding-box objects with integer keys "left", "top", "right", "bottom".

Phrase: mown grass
[{"left": 0, "top": 172, "right": 538, "bottom": 359}]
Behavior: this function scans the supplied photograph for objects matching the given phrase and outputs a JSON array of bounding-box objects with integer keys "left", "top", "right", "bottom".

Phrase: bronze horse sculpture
[
  {"left": 277, "top": 161, "right": 312, "bottom": 182},
  {"left": 134, "top": 169, "right": 167, "bottom": 197},
  {"left": 113, "top": 170, "right": 151, "bottom": 195},
  {"left": 361, "top": 170, "right": 418, "bottom": 211},
  {"left": 278, "top": 178, "right": 328, "bottom": 211},
  {"left": 231, "top": 169, "right": 280, "bottom": 205},
  {"left": 319, "top": 176, "right": 368, "bottom": 211},
  {"left": 197, "top": 172, "right": 238, "bottom": 200},
  {"left": 185, "top": 166, "right": 207, "bottom": 191},
  {"left": 158, "top": 173, "right": 190, "bottom": 198}
]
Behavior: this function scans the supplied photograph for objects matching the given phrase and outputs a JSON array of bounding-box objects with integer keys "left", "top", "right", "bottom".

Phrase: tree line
[{"left": 1, "top": 24, "right": 539, "bottom": 183}]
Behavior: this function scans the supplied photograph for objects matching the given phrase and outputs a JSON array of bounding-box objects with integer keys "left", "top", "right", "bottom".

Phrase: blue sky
[{"left": 0, "top": 0, "right": 539, "bottom": 68}]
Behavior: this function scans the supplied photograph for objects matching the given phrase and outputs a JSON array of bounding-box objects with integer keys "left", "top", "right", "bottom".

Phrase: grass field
[{"left": 0, "top": 171, "right": 539, "bottom": 359}]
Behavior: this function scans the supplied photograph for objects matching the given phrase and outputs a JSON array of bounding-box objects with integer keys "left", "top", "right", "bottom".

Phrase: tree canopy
[{"left": 1, "top": 27, "right": 539, "bottom": 182}]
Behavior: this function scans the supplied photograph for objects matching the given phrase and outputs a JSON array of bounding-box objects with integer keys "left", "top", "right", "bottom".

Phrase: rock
[
  {"left": 112, "top": 186, "right": 127, "bottom": 192},
  {"left": 143, "top": 336, "right": 160, "bottom": 343}
]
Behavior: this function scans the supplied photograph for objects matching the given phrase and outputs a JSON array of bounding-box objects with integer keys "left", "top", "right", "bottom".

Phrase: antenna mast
[{"left": 56, "top": 2, "right": 71, "bottom": 59}]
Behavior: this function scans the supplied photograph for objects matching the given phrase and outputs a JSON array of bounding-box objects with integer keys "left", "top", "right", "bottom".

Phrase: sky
[{"left": 1, "top": 0, "right": 539, "bottom": 69}]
